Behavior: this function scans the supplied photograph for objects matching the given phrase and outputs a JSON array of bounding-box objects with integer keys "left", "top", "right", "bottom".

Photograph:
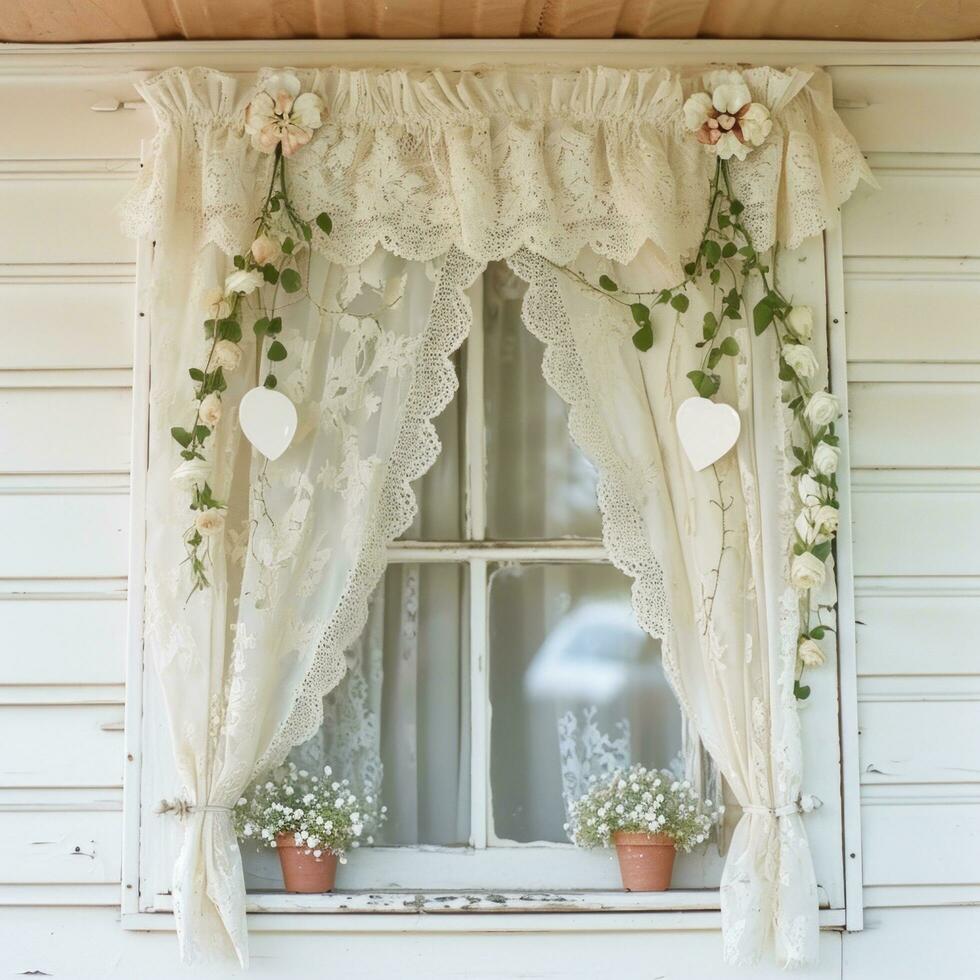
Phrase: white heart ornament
[
  {"left": 675, "top": 397, "right": 741, "bottom": 472},
  {"left": 239, "top": 386, "right": 297, "bottom": 461}
]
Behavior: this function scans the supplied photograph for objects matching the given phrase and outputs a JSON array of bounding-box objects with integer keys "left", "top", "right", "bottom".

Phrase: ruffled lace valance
[{"left": 124, "top": 64, "right": 870, "bottom": 269}]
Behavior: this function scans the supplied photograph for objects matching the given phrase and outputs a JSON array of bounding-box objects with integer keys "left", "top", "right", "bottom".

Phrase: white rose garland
[{"left": 563, "top": 68, "right": 840, "bottom": 701}]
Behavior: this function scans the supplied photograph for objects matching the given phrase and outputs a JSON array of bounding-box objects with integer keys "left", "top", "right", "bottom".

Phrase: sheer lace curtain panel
[{"left": 122, "top": 64, "right": 872, "bottom": 968}]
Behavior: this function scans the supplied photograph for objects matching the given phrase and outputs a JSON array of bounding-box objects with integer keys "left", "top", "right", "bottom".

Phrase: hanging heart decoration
[
  {"left": 675, "top": 396, "right": 741, "bottom": 472},
  {"left": 239, "top": 385, "right": 298, "bottom": 461}
]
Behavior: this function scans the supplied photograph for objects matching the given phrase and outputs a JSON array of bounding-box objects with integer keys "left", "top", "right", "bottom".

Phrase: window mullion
[{"left": 464, "top": 274, "right": 490, "bottom": 849}]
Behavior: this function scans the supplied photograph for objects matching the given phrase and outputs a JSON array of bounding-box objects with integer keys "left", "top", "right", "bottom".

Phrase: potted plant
[
  {"left": 234, "top": 762, "right": 386, "bottom": 893},
  {"left": 567, "top": 765, "right": 721, "bottom": 891}
]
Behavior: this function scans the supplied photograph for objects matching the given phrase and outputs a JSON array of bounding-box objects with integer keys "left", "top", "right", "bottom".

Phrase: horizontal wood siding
[
  {"left": 0, "top": 78, "right": 142, "bottom": 915},
  {"left": 839, "top": 72, "right": 980, "bottom": 911},
  {"left": 0, "top": 51, "right": 977, "bottom": 975}
]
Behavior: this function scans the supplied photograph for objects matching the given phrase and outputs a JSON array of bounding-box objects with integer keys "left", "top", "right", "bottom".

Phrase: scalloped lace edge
[{"left": 253, "top": 247, "right": 481, "bottom": 779}]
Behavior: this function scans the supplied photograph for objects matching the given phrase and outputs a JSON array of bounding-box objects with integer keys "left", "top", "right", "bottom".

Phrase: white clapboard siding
[
  {"left": 830, "top": 67, "right": 980, "bottom": 155},
  {"left": 0, "top": 176, "right": 135, "bottom": 266},
  {"left": 0, "top": 598, "right": 126, "bottom": 685},
  {"left": 844, "top": 266, "right": 980, "bottom": 364},
  {"left": 0, "top": 280, "right": 134, "bottom": 369},
  {"left": 848, "top": 383, "right": 980, "bottom": 469},
  {"left": 839, "top": 62, "right": 980, "bottom": 921},
  {"left": 0, "top": 388, "right": 131, "bottom": 473},
  {"left": 0, "top": 705, "right": 124, "bottom": 788},
  {"left": 861, "top": 802, "right": 980, "bottom": 887},
  {"left": 0, "top": 493, "right": 129, "bottom": 578},
  {"left": 844, "top": 907, "right": 980, "bottom": 979},
  {"left": 0, "top": 811, "right": 122, "bottom": 884},
  {"left": 858, "top": 699, "right": 980, "bottom": 784},
  {"left": 855, "top": 593, "right": 980, "bottom": 677},
  {"left": 3, "top": 77, "right": 154, "bottom": 161},
  {"left": 842, "top": 170, "right": 980, "bottom": 258},
  {"left": 850, "top": 489, "right": 980, "bottom": 577}
]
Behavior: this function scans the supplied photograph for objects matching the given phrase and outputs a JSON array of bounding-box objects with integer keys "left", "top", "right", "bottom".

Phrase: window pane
[
  {"left": 488, "top": 562, "right": 682, "bottom": 844},
  {"left": 243, "top": 562, "right": 469, "bottom": 885},
  {"left": 483, "top": 263, "right": 601, "bottom": 540}
]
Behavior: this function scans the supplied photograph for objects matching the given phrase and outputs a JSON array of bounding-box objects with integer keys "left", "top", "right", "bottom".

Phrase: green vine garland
[{"left": 563, "top": 157, "right": 841, "bottom": 699}]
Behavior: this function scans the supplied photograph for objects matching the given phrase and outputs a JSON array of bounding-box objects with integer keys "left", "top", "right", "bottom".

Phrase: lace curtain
[{"left": 123, "top": 63, "right": 871, "bottom": 968}]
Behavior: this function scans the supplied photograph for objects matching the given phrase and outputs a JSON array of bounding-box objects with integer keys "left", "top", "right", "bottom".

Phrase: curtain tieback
[
  {"left": 742, "top": 793, "right": 822, "bottom": 818},
  {"left": 155, "top": 798, "right": 232, "bottom": 819}
]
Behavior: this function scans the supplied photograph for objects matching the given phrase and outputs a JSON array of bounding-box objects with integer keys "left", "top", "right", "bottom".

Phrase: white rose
[
  {"left": 251, "top": 234, "right": 280, "bottom": 266},
  {"left": 785, "top": 306, "right": 814, "bottom": 341},
  {"left": 798, "top": 637, "right": 826, "bottom": 668},
  {"left": 795, "top": 507, "right": 822, "bottom": 546},
  {"left": 202, "top": 286, "right": 230, "bottom": 319},
  {"left": 224, "top": 268, "right": 265, "bottom": 296},
  {"left": 798, "top": 474, "right": 823, "bottom": 508},
  {"left": 739, "top": 102, "right": 772, "bottom": 147},
  {"left": 194, "top": 508, "right": 225, "bottom": 537},
  {"left": 783, "top": 343, "right": 818, "bottom": 379},
  {"left": 211, "top": 339, "right": 242, "bottom": 373},
  {"left": 813, "top": 504, "right": 839, "bottom": 537},
  {"left": 199, "top": 392, "right": 222, "bottom": 426},
  {"left": 813, "top": 442, "right": 840, "bottom": 476},
  {"left": 171, "top": 458, "right": 211, "bottom": 490},
  {"left": 804, "top": 391, "right": 840, "bottom": 428},
  {"left": 683, "top": 91, "right": 713, "bottom": 131},
  {"left": 791, "top": 551, "right": 827, "bottom": 591}
]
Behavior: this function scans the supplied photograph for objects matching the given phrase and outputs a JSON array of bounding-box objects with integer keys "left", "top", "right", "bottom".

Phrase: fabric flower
[
  {"left": 225, "top": 269, "right": 264, "bottom": 296},
  {"left": 738, "top": 102, "right": 773, "bottom": 146},
  {"left": 786, "top": 306, "right": 814, "bottom": 341},
  {"left": 194, "top": 508, "right": 225, "bottom": 537},
  {"left": 798, "top": 637, "right": 826, "bottom": 668},
  {"left": 683, "top": 70, "right": 772, "bottom": 161},
  {"left": 791, "top": 551, "right": 827, "bottom": 591},
  {"left": 199, "top": 393, "right": 222, "bottom": 426},
  {"left": 171, "top": 458, "right": 211, "bottom": 490},
  {"left": 804, "top": 391, "right": 840, "bottom": 428},
  {"left": 783, "top": 343, "right": 818, "bottom": 379},
  {"left": 795, "top": 508, "right": 823, "bottom": 546},
  {"left": 813, "top": 504, "right": 840, "bottom": 537},
  {"left": 202, "top": 286, "right": 230, "bottom": 319},
  {"left": 813, "top": 442, "right": 840, "bottom": 475},
  {"left": 245, "top": 72, "right": 324, "bottom": 157},
  {"left": 798, "top": 474, "right": 824, "bottom": 508},
  {"left": 251, "top": 234, "right": 280, "bottom": 265},
  {"left": 211, "top": 340, "right": 242, "bottom": 373}
]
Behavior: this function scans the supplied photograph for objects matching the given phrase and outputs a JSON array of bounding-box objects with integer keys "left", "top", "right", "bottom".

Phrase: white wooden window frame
[{"left": 110, "top": 38, "right": 872, "bottom": 934}]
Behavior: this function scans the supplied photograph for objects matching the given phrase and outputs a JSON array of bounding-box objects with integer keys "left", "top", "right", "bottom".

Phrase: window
[
  {"left": 237, "top": 262, "right": 707, "bottom": 896},
  {"left": 135, "top": 244, "right": 846, "bottom": 914}
]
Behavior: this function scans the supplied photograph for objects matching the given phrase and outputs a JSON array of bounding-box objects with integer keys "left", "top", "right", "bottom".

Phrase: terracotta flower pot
[
  {"left": 613, "top": 831, "right": 676, "bottom": 891},
  {"left": 275, "top": 833, "right": 339, "bottom": 893}
]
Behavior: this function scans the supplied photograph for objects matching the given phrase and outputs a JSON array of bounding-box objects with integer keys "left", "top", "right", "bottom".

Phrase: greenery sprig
[
  {"left": 172, "top": 141, "right": 332, "bottom": 599},
  {"left": 564, "top": 157, "right": 842, "bottom": 700}
]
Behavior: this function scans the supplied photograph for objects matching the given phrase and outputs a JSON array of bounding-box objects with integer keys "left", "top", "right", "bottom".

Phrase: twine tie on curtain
[
  {"left": 741, "top": 793, "right": 822, "bottom": 818},
  {"left": 155, "top": 798, "right": 233, "bottom": 819}
]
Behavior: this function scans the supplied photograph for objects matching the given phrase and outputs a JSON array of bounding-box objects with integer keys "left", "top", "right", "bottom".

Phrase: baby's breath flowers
[
  {"left": 233, "top": 762, "right": 385, "bottom": 862},
  {"left": 568, "top": 765, "right": 721, "bottom": 852}
]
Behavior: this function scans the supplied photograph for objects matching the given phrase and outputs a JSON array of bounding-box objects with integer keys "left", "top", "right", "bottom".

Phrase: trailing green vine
[
  {"left": 563, "top": 157, "right": 841, "bottom": 700},
  {"left": 170, "top": 73, "right": 332, "bottom": 599}
]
